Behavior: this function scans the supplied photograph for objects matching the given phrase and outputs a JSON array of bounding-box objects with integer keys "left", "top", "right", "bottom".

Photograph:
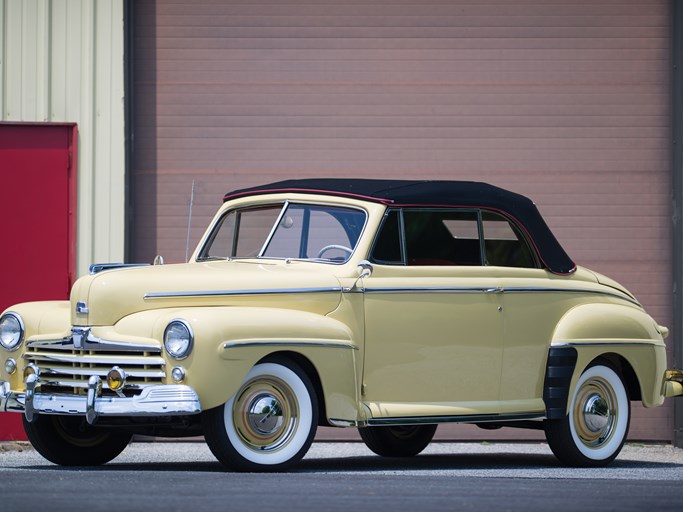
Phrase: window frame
[
  {"left": 197, "top": 200, "right": 369, "bottom": 264},
  {"left": 369, "top": 207, "right": 540, "bottom": 269}
]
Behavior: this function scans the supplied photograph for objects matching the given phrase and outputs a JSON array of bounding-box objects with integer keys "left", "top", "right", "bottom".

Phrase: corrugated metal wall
[
  {"left": 0, "top": 0, "right": 126, "bottom": 277},
  {"left": 132, "top": 0, "right": 672, "bottom": 440}
]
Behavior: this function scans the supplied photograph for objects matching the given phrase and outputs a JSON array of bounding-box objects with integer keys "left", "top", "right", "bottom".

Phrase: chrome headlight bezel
[
  {"left": 163, "top": 319, "right": 194, "bottom": 360},
  {"left": 0, "top": 313, "right": 24, "bottom": 352}
]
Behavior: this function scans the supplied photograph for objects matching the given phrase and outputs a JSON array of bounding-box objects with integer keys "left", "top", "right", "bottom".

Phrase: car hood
[{"left": 70, "top": 260, "right": 344, "bottom": 326}]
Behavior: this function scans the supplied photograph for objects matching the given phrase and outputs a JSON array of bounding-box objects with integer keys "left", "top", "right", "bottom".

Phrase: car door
[
  {"left": 478, "top": 210, "right": 564, "bottom": 414},
  {"left": 361, "top": 208, "right": 505, "bottom": 420}
]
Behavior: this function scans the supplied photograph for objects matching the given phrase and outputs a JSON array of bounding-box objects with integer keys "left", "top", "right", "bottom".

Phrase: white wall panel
[{"left": 0, "top": 0, "right": 125, "bottom": 277}]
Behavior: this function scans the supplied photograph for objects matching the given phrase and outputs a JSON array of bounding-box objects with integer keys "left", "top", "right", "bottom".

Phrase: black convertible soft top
[{"left": 224, "top": 179, "right": 575, "bottom": 275}]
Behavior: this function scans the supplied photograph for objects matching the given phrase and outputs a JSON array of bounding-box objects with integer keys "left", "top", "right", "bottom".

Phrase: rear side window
[
  {"left": 481, "top": 211, "right": 536, "bottom": 268},
  {"left": 370, "top": 208, "right": 537, "bottom": 269}
]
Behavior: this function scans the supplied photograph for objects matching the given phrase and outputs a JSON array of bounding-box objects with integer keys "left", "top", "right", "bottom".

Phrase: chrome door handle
[{"left": 484, "top": 287, "right": 504, "bottom": 294}]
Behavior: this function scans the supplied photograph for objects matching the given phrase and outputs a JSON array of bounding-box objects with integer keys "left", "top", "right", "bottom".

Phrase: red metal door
[{"left": 0, "top": 123, "right": 77, "bottom": 440}]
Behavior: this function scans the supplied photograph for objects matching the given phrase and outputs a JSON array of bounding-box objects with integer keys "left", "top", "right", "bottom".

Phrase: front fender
[
  {"left": 2, "top": 301, "right": 71, "bottom": 340},
  {"left": 117, "top": 307, "right": 360, "bottom": 418},
  {"left": 551, "top": 303, "right": 668, "bottom": 409}
]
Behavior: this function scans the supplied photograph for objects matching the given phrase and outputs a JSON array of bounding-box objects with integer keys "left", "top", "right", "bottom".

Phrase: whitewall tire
[
  {"left": 545, "top": 362, "right": 630, "bottom": 467},
  {"left": 203, "top": 360, "right": 318, "bottom": 471}
]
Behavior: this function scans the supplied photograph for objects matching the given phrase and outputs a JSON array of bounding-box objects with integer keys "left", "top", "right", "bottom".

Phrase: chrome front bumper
[{"left": 0, "top": 379, "right": 202, "bottom": 424}]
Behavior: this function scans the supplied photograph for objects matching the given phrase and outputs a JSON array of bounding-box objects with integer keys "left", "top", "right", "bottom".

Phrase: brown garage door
[{"left": 131, "top": 0, "right": 672, "bottom": 440}]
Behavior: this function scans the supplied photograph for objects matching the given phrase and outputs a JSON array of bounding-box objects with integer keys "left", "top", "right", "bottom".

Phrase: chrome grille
[{"left": 24, "top": 330, "right": 166, "bottom": 397}]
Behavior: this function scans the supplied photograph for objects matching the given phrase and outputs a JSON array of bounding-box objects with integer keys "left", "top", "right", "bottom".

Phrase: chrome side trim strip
[
  {"left": 363, "top": 286, "right": 640, "bottom": 306},
  {"left": 144, "top": 287, "right": 342, "bottom": 300},
  {"left": 223, "top": 340, "right": 358, "bottom": 350},
  {"left": 366, "top": 412, "right": 545, "bottom": 426},
  {"left": 503, "top": 286, "right": 641, "bottom": 307},
  {"left": 551, "top": 341, "right": 659, "bottom": 348},
  {"left": 365, "top": 286, "right": 498, "bottom": 294}
]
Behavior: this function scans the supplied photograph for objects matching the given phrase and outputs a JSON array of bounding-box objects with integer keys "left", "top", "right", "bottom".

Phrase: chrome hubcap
[
  {"left": 573, "top": 377, "right": 617, "bottom": 448},
  {"left": 246, "top": 394, "right": 284, "bottom": 436},
  {"left": 232, "top": 377, "right": 298, "bottom": 453}
]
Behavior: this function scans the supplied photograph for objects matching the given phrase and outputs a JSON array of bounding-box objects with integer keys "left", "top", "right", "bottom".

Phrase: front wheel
[
  {"left": 23, "top": 415, "right": 132, "bottom": 466},
  {"left": 203, "top": 361, "right": 318, "bottom": 472},
  {"left": 358, "top": 424, "right": 437, "bottom": 457},
  {"left": 545, "top": 363, "right": 630, "bottom": 467}
]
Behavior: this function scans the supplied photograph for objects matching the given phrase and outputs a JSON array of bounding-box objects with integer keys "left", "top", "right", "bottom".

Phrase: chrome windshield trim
[
  {"left": 223, "top": 340, "right": 358, "bottom": 350},
  {"left": 366, "top": 412, "right": 544, "bottom": 426},
  {"left": 27, "top": 328, "right": 162, "bottom": 353},
  {"left": 198, "top": 199, "right": 369, "bottom": 264},
  {"left": 144, "top": 287, "right": 342, "bottom": 300},
  {"left": 258, "top": 201, "right": 290, "bottom": 257}
]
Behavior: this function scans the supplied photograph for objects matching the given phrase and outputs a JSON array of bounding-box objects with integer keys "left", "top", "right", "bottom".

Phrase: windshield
[{"left": 198, "top": 202, "right": 367, "bottom": 263}]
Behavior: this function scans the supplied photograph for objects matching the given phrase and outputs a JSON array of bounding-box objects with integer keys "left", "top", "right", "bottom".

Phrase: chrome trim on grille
[
  {"left": 24, "top": 327, "right": 166, "bottom": 397},
  {"left": 144, "top": 287, "right": 343, "bottom": 299},
  {"left": 23, "top": 353, "right": 166, "bottom": 366},
  {"left": 27, "top": 327, "right": 162, "bottom": 353},
  {"left": 38, "top": 366, "right": 165, "bottom": 379}
]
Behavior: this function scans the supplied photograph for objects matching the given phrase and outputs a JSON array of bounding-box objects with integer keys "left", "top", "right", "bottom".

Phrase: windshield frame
[{"left": 197, "top": 200, "right": 369, "bottom": 265}]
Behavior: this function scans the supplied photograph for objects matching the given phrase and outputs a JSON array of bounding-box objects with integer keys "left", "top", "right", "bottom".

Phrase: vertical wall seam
[{"left": 672, "top": 0, "right": 683, "bottom": 447}]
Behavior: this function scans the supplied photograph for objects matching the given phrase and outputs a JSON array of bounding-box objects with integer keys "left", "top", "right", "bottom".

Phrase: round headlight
[
  {"left": 0, "top": 313, "right": 24, "bottom": 351},
  {"left": 163, "top": 320, "right": 193, "bottom": 360}
]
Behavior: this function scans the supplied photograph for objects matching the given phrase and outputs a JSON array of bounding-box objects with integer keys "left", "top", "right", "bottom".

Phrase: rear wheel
[
  {"left": 203, "top": 361, "right": 318, "bottom": 472},
  {"left": 545, "top": 363, "right": 630, "bottom": 467},
  {"left": 23, "top": 415, "right": 132, "bottom": 466},
  {"left": 358, "top": 424, "right": 437, "bottom": 457}
]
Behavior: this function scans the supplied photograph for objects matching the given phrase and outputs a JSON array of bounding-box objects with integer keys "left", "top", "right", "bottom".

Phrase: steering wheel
[{"left": 317, "top": 244, "right": 353, "bottom": 259}]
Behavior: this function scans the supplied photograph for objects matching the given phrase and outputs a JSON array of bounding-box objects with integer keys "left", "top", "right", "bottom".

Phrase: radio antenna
[{"left": 185, "top": 180, "right": 196, "bottom": 262}]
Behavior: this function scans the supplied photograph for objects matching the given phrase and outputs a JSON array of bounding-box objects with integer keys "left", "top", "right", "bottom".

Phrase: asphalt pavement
[{"left": 1, "top": 441, "right": 682, "bottom": 511}]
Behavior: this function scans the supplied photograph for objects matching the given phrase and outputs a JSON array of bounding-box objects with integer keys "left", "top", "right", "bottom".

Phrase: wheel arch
[
  {"left": 257, "top": 351, "right": 329, "bottom": 427},
  {"left": 594, "top": 353, "right": 641, "bottom": 402}
]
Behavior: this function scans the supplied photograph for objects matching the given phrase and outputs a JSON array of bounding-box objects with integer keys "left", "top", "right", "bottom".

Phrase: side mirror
[
  {"left": 349, "top": 260, "right": 373, "bottom": 291},
  {"left": 153, "top": 255, "right": 164, "bottom": 265},
  {"left": 358, "top": 260, "right": 373, "bottom": 279}
]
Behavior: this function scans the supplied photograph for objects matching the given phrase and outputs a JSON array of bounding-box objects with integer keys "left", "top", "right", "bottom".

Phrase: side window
[
  {"left": 370, "top": 210, "right": 402, "bottom": 264},
  {"left": 404, "top": 210, "right": 481, "bottom": 266},
  {"left": 481, "top": 211, "right": 537, "bottom": 268}
]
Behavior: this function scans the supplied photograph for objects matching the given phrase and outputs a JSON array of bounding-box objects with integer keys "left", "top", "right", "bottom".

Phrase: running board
[{"left": 365, "top": 412, "right": 545, "bottom": 427}]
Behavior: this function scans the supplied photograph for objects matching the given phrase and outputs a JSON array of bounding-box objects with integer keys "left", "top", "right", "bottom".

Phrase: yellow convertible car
[{"left": 1, "top": 179, "right": 681, "bottom": 471}]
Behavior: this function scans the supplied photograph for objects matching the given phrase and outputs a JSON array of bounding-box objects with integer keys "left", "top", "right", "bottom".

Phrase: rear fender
[{"left": 550, "top": 303, "right": 667, "bottom": 410}]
